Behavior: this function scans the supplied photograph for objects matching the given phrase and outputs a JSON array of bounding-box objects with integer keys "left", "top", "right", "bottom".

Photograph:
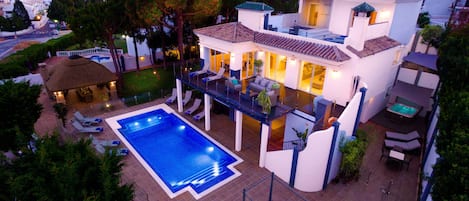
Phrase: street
[{"left": 0, "top": 21, "right": 66, "bottom": 59}]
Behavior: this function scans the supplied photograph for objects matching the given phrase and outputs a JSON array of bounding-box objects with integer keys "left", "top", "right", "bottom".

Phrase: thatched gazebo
[{"left": 41, "top": 56, "right": 117, "bottom": 104}]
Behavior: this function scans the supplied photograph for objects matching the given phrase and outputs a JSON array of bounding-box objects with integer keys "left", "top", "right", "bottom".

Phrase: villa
[{"left": 162, "top": 0, "right": 433, "bottom": 196}]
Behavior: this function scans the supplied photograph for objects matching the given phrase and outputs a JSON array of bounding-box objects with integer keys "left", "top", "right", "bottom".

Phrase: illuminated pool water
[
  {"left": 387, "top": 103, "right": 418, "bottom": 118},
  {"left": 106, "top": 105, "right": 242, "bottom": 199}
]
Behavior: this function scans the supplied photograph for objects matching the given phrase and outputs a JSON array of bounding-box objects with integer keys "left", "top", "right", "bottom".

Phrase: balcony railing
[{"left": 175, "top": 66, "right": 296, "bottom": 124}]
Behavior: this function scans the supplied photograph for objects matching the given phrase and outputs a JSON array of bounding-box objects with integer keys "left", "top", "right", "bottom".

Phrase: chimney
[{"left": 348, "top": 2, "right": 375, "bottom": 51}]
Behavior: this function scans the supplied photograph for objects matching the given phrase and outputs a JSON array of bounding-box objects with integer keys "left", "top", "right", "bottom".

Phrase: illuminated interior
[
  {"left": 242, "top": 52, "right": 255, "bottom": 79},
  {"left": 209, "top": 50, "right": 230, "bottom": 73},
  {"left": 298, "top": 62, "right": 326, "bottom": 95},
  {"left": 267, "top": 53, "right": 287, "bottom": 83}
]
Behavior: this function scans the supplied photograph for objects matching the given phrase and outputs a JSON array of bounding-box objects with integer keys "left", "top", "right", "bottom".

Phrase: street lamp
[{"left": 12, "top": 25, "right": 16, "bottom": 39}]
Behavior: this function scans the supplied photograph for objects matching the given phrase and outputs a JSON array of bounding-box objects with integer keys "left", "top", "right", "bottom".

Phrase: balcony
[{"left": 176, "top": 68, "right": 319, "bottom": 125}]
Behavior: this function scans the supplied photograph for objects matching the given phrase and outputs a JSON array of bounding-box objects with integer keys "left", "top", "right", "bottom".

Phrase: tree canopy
[
  {"left": 420, "top": 25, "right": 444, "bottom": 54},
  {"left": 1, "top": 134, "right": 134, "bottom": 201},
  {"left": 12, "top": 0, "right": 31, "bottom": 29},
  {"left": 0, "top": 80, "right": 42, "bottom": 151},
  {"left": 433, "top": 24, "right": 469, "bottom": 201}
]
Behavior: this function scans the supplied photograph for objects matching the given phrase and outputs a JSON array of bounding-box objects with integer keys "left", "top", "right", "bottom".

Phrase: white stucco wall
[
  {"left": 265, "top": 149, "right": 294, "bottom": 182},
  {"left": 237, "top": 9, "right": 269, "bottom": 31},
  {"left": 294, "top": 128, "right": 333, "bottom": 192},
  {"left": 322, "top": 61, "right": 355, "bottom": 106},
  {"left": 329, "top": 0, "right": 355, "bottom": 35},
  {"left": 125, "top": 37, "right": 151, "bottom": 57},
  {"left": 421, "top": 0, "right": 453, "bottom": 16},
  {"left": 355, "top": 45, "right": 401, "bottom": 122},
  {"left": 389, "top": 1, "right": 422, "bottom": 44},
  {"left": 328, "top": 89, "right": 364, "bottom": 182}
]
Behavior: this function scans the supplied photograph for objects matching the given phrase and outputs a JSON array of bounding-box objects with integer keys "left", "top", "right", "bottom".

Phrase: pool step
[{"left": 173, "top": 159, "right": 235, "bottom": 192}]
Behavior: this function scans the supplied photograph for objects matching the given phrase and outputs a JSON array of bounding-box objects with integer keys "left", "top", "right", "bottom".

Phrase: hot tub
[{"left": 386, "top": 103, "right": 419, "bottom": 118}]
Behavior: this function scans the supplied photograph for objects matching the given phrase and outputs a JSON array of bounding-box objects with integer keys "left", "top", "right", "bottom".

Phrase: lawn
[{"left": 119, "top": 68, "right": 175, "bottom": 98}]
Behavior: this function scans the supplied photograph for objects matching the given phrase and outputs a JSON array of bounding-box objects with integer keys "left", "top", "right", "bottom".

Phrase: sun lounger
[
  {"left": 384, "top": 139, "right": 421, "bottom": 152},
  {"left": 184, "top": 98, "right": 202, "bottom": 115},
  {"left": 385, "top": 130, "right": 420, "bottom": 141},
  {"left": 182, "top": 90, "right": 193, "bottom": 106},
  {"left": 72, "top": 121, "right": 103, "bottom": 133},
  {"left": 202, "top": 67, "right": 225, "bottom": 83},
  {"left": 94, "top": 144, "right": 129, "bottom": 156},
  {"left": 89, "top": 135, "right": 120, "bottom": 147},
  {"left": 165, "top": 88, "right": 177, "bottom": 104},
  {"left": 74, "top": 111, "right": 102, "bottom": 125},
  {"left": 193, "top": 110, "right": 205, "bottom": 121},
  {"left": 189, "top": 65, "right": 209, "bottom": 77}
]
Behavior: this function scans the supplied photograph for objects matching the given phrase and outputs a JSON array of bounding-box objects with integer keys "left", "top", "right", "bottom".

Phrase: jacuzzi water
[{"left": 88, "top": 55, "right": 111, "bottom": 63}]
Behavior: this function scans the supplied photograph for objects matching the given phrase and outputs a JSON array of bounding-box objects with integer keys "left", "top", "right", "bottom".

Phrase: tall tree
[
  {"left": 7, "top": 134, "right": 134, "bottom": 201},
  {"left": 140, "top": 0, "right": 221, "bottom": 65},
  {"left": 433, "top": 25, "right": 469, "bottom": 201},
  {"left": 69, "top": 0, "right": 126, "bottom": 86},
  {"left": 420, "top": 25, "right": 444, "bottom": 54},
  {"left": 12, "top": 0, "right": 31, "bottom": 30},
  {"left": 0, "top": 80, "right": 42, "bottom": 151},
  {"left": 220, "top": 0, "right": 245, "bottom": 22}
]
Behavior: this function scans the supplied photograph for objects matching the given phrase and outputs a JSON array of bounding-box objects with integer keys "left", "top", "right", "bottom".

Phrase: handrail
[{"left": 56, "top": 47, "right": 124, "bottom": 57}]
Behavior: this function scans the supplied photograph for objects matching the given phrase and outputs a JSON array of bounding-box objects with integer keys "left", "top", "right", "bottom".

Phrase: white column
[
  {"left": 200, "top": 45, "right": 210, "bottom": 69},
  {"left": 176, "top": 79, "right": 183, "bottom": 113},
  {"left": 204, "top": 93, "right": 211, "bottom": 131},
  {"left": 284, "top": 57, "right": 300, "bottom": 89},
  {"left": 235, "top": 110, "right": 243, "bottom": 151},
  {"left": 259, "top": 123, "right": 270, "bottom": 167},
  {"left": 230, "top": 52, "right": 242, "bottom": 72}
]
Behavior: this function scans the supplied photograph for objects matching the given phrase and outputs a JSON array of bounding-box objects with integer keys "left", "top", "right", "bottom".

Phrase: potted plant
[
  {"left": 253, "top": 59, "right": 263, "bottom": 76},
  {"left": 292, "top": 127, "right": 309, "bottom": 150},
  {"left": 256, "top": 89, "right": 271, "bottom": 114}
]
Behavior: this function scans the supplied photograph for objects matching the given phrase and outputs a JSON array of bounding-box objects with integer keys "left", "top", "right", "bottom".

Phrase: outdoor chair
[
  {"left": 74, "top": 111, "right": 102, "bottom": 126},
  {"left": 384, "top": 139, "right": 421, "bottom": 152},
  {"left": 193, "top": 110, "right": 205, "bottom": 121},
  {"left": 89, "top": 135, "right": 120, "bottom": 147},
  {"left": 385, "top": 130, "right": 420, "bottom": 142},
  {"left": 72, "top": 121, "right": 103, "bottom": 133},
  {"left": 184, "top": 98, "right": 202, "bottom": 115},
  {"left": 189, "top": 65, "right": 209, "bottom": 78},
  {"left": 94, "top": 144, "right": 129, "bottom": 156},
  {"left": 202, "top": 67, "right": 225, "bottom": 83},
  {"left": 182, "top": 90, "right": 193, "bottom": 106},
  {"left": 165, "top": 88, "right": 177, "bottom": 104}
]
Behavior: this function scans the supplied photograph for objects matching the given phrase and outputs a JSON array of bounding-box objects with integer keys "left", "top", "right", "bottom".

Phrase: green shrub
[
  {"left": 338, "top": 130, "right": 368, "bottom": 183},
  {"left": 0, "top": 63, "right": 29, "bottom": 79},
  {"left": 417, "top": 12, "right": 430, "bottom": 28}
]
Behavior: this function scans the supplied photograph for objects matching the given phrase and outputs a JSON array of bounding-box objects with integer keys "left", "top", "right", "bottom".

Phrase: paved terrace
[{"left": 34, "top": 84, "right": 424, "bottom": 200}]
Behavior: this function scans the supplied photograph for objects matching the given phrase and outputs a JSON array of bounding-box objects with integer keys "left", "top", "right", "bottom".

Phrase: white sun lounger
[
  {"left": 189, "top": 65, "right": 209, "bottom": 77},
  {"left": 182, "top": 90, "right": 193, "bottom": 106},
  {"left": 184, "top": 98, "right": 202, "bottom": 115},
  {"left": 202, "top": 67, "right": 225, "bottom": 83},
  {"left": 165, "top": 88, "right": 177, "bottom": 104},
  {"left": 89, "top": 135, "right": 120, "bottom": 147},
  {"left": 74, "top": 111, "right": 102, "bottom": 125},
  {"left": 193, "top": 110, "right": 205, "bottom": 121},
  {"left": 384, "top": 139, "right": 421, "bottom": 152},
  {"left": 72, "top": 121, "right": 103, "bottom": 133},
  {"left": 385, "top": 130, "right": 420, "bottom": 141}
]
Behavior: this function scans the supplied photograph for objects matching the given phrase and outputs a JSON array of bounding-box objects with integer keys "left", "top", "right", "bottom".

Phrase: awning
[
  {"left": 403, "top": 52, "right": 438, "bottom": 71},
  {"left": 389, "top": 81, "right": 434, "bottom": 111}
]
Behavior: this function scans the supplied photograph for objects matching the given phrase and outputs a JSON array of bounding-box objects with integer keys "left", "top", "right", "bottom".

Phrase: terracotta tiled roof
[
  {"left": 194, "top": 22, "right": 254, "bottom": 43},
  {"left": 254, "top": 32, "right": 351, "bottom": 62},
  {"left": 347, "top": 36, "right": 401, "bottom": 58}
]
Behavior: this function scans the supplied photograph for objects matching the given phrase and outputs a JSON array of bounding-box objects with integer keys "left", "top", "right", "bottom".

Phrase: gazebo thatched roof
[{"left": 44, "top": 57, "right": 117, "bottom": 92}]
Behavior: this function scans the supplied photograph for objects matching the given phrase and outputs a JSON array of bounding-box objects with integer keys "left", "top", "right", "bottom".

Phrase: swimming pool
[
  {"left": 105, "top": 104, "right": 242, "bottom": 199},
  {"left": 87, "top": 55, "right": 112, "bottom": 63}
]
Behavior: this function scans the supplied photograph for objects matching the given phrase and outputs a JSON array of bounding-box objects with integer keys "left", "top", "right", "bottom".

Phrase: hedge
[{"left": 0, "top": 33, "right": 78, "bottom": 79}]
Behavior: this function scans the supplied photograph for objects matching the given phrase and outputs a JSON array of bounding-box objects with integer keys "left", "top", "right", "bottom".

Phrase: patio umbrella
[{"left": 44, "top": 57, "right": 117, "bottom": 92}]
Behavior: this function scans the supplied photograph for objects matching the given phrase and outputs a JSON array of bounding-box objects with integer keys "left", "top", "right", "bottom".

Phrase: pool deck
[{"left": 34, "top": 90, "right": 424, "bottom": 201}]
